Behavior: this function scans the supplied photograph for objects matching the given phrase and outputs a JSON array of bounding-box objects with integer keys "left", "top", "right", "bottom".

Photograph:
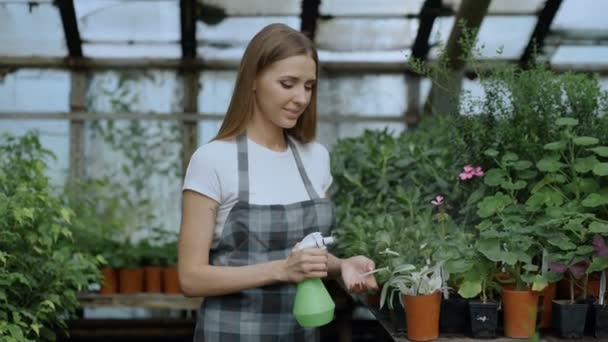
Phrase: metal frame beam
[
  {"left": 519, "top": 0, "right": 563, "bottom": 68},
  {"left": 0, "top": 111, "right": 406, "bottom": 123},
  {"left": 56, "top": 0, "right": 83, "bottom": 57},
  {"left": 301, "top": 0, "right": 321, "bottom": 40},
  {"left": 411, "top": 0, "right": 442, "bottom": 61},
  {"left": 180, "top": 0, "right": 197, "bottom": 59}
]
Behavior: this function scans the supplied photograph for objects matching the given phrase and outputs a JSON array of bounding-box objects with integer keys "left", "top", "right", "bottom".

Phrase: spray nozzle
[{"left": 297, "top": 232, "right": 335, "bottom": 250}]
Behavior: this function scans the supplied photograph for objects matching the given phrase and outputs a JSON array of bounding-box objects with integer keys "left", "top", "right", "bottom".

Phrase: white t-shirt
[{"left": 182, "top": 135, "right": 333, "bottom": 248}]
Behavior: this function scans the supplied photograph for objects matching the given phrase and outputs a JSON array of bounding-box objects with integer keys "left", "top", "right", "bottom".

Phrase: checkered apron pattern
[{"left": 194, "top": 133, "right": 335, "bottom": 342}]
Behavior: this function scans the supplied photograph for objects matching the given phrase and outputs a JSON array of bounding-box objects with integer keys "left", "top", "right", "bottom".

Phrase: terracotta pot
[
  {"left": 144, "top": 266, "right": 163, "bottom": 293},
  {"left": 118, "top": 268, "right": 144, "bottom": 294},
  {"left": 163, "top": 266, "right": 181, "bottom": 294},
  {"left": 502, "top": 289, "right": 539, "bottom": 338},
  {"left": 538, "top": 283, "right": 557, "bottom": 329},
  {"left": 99, "top": 267, "right": 117, "bottom": 294},
  {"left": 403, "top": 291, "right": 441, "bottom": 341}
]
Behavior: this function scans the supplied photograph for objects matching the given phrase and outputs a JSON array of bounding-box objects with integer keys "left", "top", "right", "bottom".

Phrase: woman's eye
[{"left": 280, "top": 81, "right": 293, "bottom": 89}]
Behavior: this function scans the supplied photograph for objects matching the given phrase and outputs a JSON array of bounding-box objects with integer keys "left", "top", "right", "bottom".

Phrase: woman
[{"left": 179, "top": 23, "right": 378, "bottom": 341}]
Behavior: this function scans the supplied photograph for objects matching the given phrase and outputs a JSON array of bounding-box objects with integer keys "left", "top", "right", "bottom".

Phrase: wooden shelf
[{"left": 77, "top": 293, "right": 203, "bottom": 310}]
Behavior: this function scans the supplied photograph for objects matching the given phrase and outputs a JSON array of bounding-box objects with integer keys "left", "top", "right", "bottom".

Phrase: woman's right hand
[{"left": 282, "top": 245, "right": 329, "bottom": 283}]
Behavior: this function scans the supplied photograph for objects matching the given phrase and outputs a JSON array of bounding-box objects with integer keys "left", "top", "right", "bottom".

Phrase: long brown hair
[{"left": 214, "top": 23, "right": 319, "bottom": 143}]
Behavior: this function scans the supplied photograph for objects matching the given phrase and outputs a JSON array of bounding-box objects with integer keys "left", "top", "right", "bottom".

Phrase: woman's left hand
[{"left": 340, "top": 256, "right": 378, "bottom": 294}]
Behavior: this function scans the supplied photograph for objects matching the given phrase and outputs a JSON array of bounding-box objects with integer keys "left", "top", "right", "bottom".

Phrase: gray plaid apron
[{"left": 194, "top": 133, "right": 335, "bottom": 342}]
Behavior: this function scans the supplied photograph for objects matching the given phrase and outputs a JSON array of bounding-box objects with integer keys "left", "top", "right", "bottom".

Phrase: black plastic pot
[
  {"left": 468, "top": 300, "right": 498, "bottom": 338},
  {"left": 386, "top": 294, "right": 406, "bottom": 333},
  {"left": 594, "top": 304, "right": 608, "bottom": 338},
  {"left": 577, "top": 297, "right": 596, "bottom": 336},
  {"left": 552, "top": 299, "right": 589, "bottom": 338},
  {"left": 440, "top": 297, "right": 469, "bottom": 334}
]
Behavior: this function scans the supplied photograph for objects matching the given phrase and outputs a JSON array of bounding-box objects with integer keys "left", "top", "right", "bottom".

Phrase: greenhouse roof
[{"left": 0, "top": 0, "right": 607, "bottom": 72}]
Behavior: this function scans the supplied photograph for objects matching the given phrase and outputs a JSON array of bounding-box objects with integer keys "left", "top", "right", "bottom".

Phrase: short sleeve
[
  {"left": 320, "top": 144, "right": 333, "bottom": 194},
  {"left": 182, "top": 147, "right": 222, "bottom": 203}
]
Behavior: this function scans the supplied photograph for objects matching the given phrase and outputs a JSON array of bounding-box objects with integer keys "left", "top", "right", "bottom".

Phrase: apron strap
[
  {"left": 287, "top": 137, "right": 320, "bottom": 200},
  {"left": 236, "top": 133, "right": 321, "bottom": 202},
  {"left": 236, "top": 134, "right": 250, "bottom": 202}
]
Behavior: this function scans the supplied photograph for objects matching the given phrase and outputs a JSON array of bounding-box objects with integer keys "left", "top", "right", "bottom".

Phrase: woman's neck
[{"left": 246, "top": 115, "right": 287, "bottom": 152}]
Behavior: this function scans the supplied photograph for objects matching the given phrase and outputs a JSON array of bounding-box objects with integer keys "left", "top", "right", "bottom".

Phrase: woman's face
[{"left": 253, "top": 54, "right": 317, "bottom": 130}]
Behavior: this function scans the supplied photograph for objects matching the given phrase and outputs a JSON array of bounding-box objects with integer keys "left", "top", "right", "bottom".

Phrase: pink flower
[
  {"left": 431, "top": 195, "right": 444, "bottom": 206},
  {"left": 459, "top": 165, "right": 484, "bottom": 181}
]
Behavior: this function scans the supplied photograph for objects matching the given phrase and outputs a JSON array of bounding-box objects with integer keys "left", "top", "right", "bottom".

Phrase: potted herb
[
  {"left": 525, "top": 117, "right": 608, "bottom": 337},
  {"left": 475, "top": 149, "right": 550, "bottom": 338},
  {"left": 380, "top": 262, "right": 445, "bottom": 342}
]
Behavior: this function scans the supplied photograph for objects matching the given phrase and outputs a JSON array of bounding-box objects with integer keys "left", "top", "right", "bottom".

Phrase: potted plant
[
  {"left": 525, "top": 117, "right": 608, "bottom": 337},
  {"left": 138, "top": 237, "right": 165, "bottom": 293},
  {"left": 474, "top": 149, "right": 552, "bottom": 338},
  {"left": 453, "top": 245, "right": 501, "bottom": 338},
  {"left": 114, "top": 240, "right": 144, "bottom": 294},
  {"left": 380, "top": 262, "right": 445, "bottom": 341}
]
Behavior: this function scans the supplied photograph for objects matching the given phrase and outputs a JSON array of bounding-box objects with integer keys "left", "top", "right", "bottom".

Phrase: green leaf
[
  {"left": 484, "top": 149, "right": 499, "bottom": 157},
  {"left": 31, "top": 323, "right": 42, "bottom": 336},
  {"left": 483, "top": 169, "right": 507, "bottom": 187},
  {"left": 477, "top": 193, "right": 512, "bottom": 218},
  {"left": 60, "top": 208, "right": 72, "bottom": 224},
  {"left": 593, "top": 163, "right": 608, "bottom": 176},
  {"left": 574, "top": 156, "right": 599, "bottom": 174},
  {"left": 544, "top": 141, "right": 567, "bottom": 151},
  {"left": 537, "top": 158, "right": 566, "bottom": 172},
  {"left": 531, "top": 274, "right": 548, "bottom": 292},
  {"left": 501, "top": 180, "right": 526, "bottom": 191},
  {"left": 588, "top": 257, "right": 608, "bottom": 273},
  {"left": 502, "top": 152, "right": 519, "bottom": 164},
  {"left": 548, "top": 238, "right": 577, "bottom": 251},
  {"left": 518, "top": 170, "right": 538, "bottom": 180},
  {"left": 513, "top": 160, "right": 533, "bottom": 170},
  {"left": 573, "top": 137, "right": 599, "bottom": 146},
  {"left": 458, "top": 280, "right": 482, "bottom": 299},
  {"left": 590, "top": 222, "right": 608, "bottom": 233},
  {"left": 589, "top": 146, "right": 608, "bottom": 157},
  {"left": 478, "top": 239, "right": 502, "bottom": 262},
  {"left": 556, "top": 117, "right": 579, "bottom": 126},
  {"left": 582, "top": 193, "right": 608, "bottom": 208}
]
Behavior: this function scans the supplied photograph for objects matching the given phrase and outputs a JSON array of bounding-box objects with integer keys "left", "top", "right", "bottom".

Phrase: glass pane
[
  {"left": 447, "top": 0, "right": 544, "bottom": 14},
  {"left": 318, "top": 50, "right": 411, "bottom": 65},
  {"left": 75, "top": 0, "right": 180, "bottom": 42},
  {"left": 0, "top": 2, "right": 66, "bottom": 56},
  {"left": 431, "top": 16, "right": 537, "bottom": 59},
  {"left": 551, "top": 46, "right": 608, "bottom": 68},
  {"left": 0, "top": 69, "right": 70, "bottom": 186},
  {"left": 552, "top": 0, "right": 608, "bottom": 31},
  {"left": 320, "top": 0, "right": 425, "bottom": 16},
  {"left": 202, "top": 0, "right": 300, "bottom": 15},
  {"left": 318, "top": 73, "right": 406, "bottom": 116},
  {"left": 197, "top": 16, "right": 300, "bottom": 46},
  {"left": 197, "top": 70, "right": 235, "bottom": 144},
  {"left": 85, "top": 70, "right": 183, "bottom": 236},
  {"left": 82, "top": 43, "right": 181, "bottom": 58},
  {"left": 318, "top": 122, "right": 405, "bottom": 150},
  {"left": 316, "top": 19, "right": 419, "bottom": 51}
]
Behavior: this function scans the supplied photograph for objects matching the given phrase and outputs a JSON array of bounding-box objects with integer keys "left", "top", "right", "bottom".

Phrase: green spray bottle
[{"left": 293, "top": 232, "right": 336, "bottom": 327}]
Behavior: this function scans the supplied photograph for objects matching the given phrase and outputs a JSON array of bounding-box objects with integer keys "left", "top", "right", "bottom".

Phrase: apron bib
[{"left": 194, "top": 134, "right": 335, "bottom": 342}]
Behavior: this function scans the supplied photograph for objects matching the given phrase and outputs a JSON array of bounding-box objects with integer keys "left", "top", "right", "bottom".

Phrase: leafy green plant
[
  {"left": 0, "top": 132, "right": 103, "bottom": 341},
  {"left": 379, "top": 262, "right": 445, "bottom": 309},
  {"left": 474, "top": 150, "right": 549, "bottom": 291},
  {"left": 526, "top": 118, "right": 608, "bottom": 302}
]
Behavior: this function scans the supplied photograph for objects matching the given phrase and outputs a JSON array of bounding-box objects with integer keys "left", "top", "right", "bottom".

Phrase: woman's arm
[{"left": 178, "top": 190, "right": 329, "bottom": 297}]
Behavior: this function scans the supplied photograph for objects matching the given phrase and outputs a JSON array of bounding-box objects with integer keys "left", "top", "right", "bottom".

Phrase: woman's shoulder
[{"left": 190, "top": 138, "right": 237, "bottom": 163}]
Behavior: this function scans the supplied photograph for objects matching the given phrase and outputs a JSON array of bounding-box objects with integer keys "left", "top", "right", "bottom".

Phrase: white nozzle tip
[{"left": 323, "top": 237, "right": 335, "bottom": 246}]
